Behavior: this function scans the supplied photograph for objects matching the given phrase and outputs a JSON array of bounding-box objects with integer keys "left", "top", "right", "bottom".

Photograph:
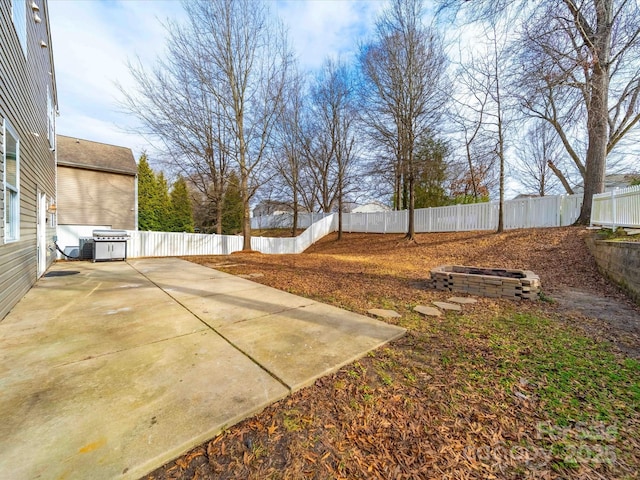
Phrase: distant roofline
[{"left": 56, "top": 134, "right": 132, "bottom": 151}]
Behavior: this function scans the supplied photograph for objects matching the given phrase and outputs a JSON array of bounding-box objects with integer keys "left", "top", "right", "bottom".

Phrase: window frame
[
  {"left": 11, "top": 0, "right": 28, "bottom": 58},
  {"left": 3, "top": 120, "right": 21, "bottom": 243}
]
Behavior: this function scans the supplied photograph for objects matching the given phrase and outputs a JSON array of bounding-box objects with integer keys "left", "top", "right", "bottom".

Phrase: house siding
[
  {"left": 0, "top": 0, "right": 57, "bottom": 320},
  {"left": 57, "top": 166, "right": 136, "bottom": 230},
  {"left": 0, "top": 127, "right": 4, "bottom": 241}
]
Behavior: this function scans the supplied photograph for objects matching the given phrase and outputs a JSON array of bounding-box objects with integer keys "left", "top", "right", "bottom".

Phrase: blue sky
[{"left": 48, "top": 0, "right": 385, "bottom": 160}]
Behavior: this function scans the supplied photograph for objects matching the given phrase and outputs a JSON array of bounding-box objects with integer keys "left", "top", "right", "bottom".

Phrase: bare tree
[
  {"left": 449, "top": 41, "right": 500, "bottom": 205},
  {"left": 515, "top": 121, "right": 567, "bottom": 196},
  {"left": 305, "top": 59, "right": 359, "bottom": 240},
  {"left": 270, "top": 66, "right": 307, "bottom": 236},
  {"left": 123, "top": 0, "right": 292, "bottom": 248},
  {"left": 449, "top": 94, "right": 492, "bottom": 203},
  {"left": 515, "top": 0, "right": 640, "bottom": 219},
  {"left": 490, "top": 30, "right": 508, "bottom": 232},
  {"left": 119, "top": 18, "right": 233, "bottom": 234},
  {"left": 441, "top": 0, "right": 640, "bottom": 224},
  {"left": 188, "top": 0, "right": 292, "bottom": 250},
  {"left": 454, "top": 23, "right": 511, "bottom": 232},
  {"left": 360, "top": 0, "right": 448, "bottom": 241}
]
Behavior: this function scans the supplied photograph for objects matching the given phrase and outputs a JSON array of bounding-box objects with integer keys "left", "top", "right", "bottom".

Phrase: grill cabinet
[{"left": 92, "top": 230, "right": 129, "bottom": 261}]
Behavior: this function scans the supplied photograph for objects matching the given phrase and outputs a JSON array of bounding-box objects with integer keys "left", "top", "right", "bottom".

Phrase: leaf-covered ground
[{"left": 144, "top": 227, "right": 640, "bottom": 479}]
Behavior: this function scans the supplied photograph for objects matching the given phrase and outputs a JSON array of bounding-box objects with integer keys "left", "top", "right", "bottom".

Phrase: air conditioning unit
[{"left": 78, "top": 237, "right": 94, "bottom": 260}]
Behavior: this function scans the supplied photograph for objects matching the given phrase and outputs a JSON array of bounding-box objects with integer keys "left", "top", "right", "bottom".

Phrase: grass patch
[
  {"left": 487, "top": 312, "right": 639, "bottom": 425},
  {"left": 389, "top": 307, "right": 640, "bottom": 474},
  {"left": 425, "top": 310, "right": 640, "bottom": 426},
  {"left": 596, "top": 228, "right": 640, "bottom": 242}
]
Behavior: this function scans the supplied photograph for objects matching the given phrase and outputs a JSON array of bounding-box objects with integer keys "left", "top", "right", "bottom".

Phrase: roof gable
[{"left": 56, "top": 135, "right": 137, "bottom": 175}]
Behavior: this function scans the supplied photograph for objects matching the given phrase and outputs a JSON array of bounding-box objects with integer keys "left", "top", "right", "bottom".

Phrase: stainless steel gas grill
[{"left": 92, "top": 230, "right": 129, "bottom": 262}]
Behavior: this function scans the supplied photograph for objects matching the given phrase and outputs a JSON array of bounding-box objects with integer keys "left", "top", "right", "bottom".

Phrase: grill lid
[{"left": 92, "top": 229, "right": 129, "bottom": 239}]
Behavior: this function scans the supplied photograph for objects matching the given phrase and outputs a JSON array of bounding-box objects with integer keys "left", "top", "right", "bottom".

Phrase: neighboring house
[
  {"left": 1, "top": 0, "right": 58, "bottom": 319},
  {"left": 351, "top": 201, "right": 391, "bottom": 213},
  {"left": 512, "top": 194, "right": 540, "bottom": 200},
  {"left": 253, "top": 200, "right": 294, "bottom": 217},
  {"left": 56, "top": 135, "right": 137, "bottom": 255},
  {"left": 573, "top": 173, "right": 640, "bottom": 194}
]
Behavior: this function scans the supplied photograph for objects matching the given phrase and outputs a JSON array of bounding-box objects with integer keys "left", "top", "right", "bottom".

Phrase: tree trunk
[
  {"left": 215, "top": 195, "right": 223, "bottom": 235},
  {"left": 575, "top": 0, "right": 612, "bottom": 224},
  {"left": 241, "top": 172, "right": 251, "bottom": 250},
  {"left": 465, "top": 143, "right": 479, "bottom": 200},
  {"left": 402, "top": 171, "right": 408, "bottom": 211},
  {"left": 337, "top": 184, "right": 343, "bottom": 241},
  {"left": 292, "top": 189, "right": 298, "bottom": 237},
  {"left": 576, "top": 69, "right": 609, "bottom": 224},
  {"left": 497, "top": 156, "right": 504, "bottom": 233},
  {"left": 405, "top": 172, "right": 415, "bottom": 241}
]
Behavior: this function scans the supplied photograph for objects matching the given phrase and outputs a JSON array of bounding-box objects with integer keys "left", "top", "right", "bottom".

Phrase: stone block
[
  {"left": 448, "top": 297, "right": 478, "bottom": 304},
  {"left": 432, "top": 301, "right": 462, "bottom": 311},
  {"left": 367, "top": 309, "right": 402, "bottom": 318},
  {"left": 414, "top": 305, "right": 442, "bottom": 317}
]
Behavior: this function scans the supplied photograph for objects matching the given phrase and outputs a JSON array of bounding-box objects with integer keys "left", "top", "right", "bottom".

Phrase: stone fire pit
[{"left": 429, "top": 265, "right": 540, "bottom": 300}]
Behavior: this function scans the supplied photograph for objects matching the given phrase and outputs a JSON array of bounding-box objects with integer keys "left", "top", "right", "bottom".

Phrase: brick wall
[
  {"left": 586, "top": 237, "right": 640, "bottom": 305},
  {"left": 429, "top": 265, "right": 541, "bottom": 300}
]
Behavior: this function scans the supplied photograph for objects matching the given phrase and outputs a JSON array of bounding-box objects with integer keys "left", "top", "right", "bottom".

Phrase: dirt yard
[{"left": 144, "top": 227, "right": 640, "bottom": 480}]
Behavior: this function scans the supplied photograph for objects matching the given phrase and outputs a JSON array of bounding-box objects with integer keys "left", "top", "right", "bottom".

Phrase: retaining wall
[{"left": 586, "top": 237, "right": 640, "bottom": 305}]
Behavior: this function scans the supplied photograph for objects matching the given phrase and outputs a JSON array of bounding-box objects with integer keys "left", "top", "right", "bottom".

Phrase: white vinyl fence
[
  {"left": 126, "top": 230, "right": 244, "bottom": 257},
  {"left": 123, "top": 194, "right": 583, "bottom": 257},
  {"left": 256, "top": 194, "right": 583, "bottom": 235},
  {"left": 591, "top": 185, "right": 640, "bottom": 229},
  {"left": 126, "top": 214, "right": 337, "bottom": 257}
]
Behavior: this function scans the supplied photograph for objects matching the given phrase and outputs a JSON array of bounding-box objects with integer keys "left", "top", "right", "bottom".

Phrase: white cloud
[{"left": 274, "top": 0, "right": 385, "bottom": 70}]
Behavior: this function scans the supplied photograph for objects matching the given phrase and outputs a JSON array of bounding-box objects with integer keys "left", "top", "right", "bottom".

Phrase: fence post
[
  {"left": 456, "top": 204, "right": 462, "bottom": 232},
  {"left": 611, "top": 189, "right": 617, "bottom": 231}
]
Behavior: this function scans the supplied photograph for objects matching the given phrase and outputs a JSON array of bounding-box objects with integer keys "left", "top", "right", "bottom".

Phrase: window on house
[
  {"left": 12, "top": 0, "right": 27, "bottom": 57},
  {"left": 4, "top": 122, "right": 20, "bottom": 242}
]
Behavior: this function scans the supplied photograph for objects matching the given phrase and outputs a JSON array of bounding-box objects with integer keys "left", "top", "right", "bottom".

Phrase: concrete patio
[{"left": 0, "top": 258, "right": 405, "bottom": 480}]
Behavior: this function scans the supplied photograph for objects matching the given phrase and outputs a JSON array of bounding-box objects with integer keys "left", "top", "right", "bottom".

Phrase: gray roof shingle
[{"left": 56, "top": 135, "right": 137, "bottom": 176}]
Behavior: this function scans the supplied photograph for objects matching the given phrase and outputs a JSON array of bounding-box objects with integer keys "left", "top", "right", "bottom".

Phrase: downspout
[{"left": 53, "top": 111, "right": 59, "bottom": 259}]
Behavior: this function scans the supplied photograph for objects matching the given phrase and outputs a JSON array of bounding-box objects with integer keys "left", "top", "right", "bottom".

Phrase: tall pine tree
[
  {"left": 137, "top": 153, "right": 160, "bottom": 230},
  {"left": 137, "top": 154, "right": 179, "bottom": 232},
  {"left": 156, "top": 172, "right": 172, "bottom": 231},
  {"left": 414, "top": 135, "right": 450, "bottom": 208},
  {"left": 169, "top": 176, "right": 195, "bottom": 232},
  {"left": 222, "top": 171, "right": 243, "bottom": 235}
]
